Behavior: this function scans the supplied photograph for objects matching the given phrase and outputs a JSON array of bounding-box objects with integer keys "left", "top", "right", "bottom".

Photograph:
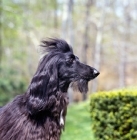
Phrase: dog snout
[{"left": 93, "top": 69, "right": 100, "bottom": 78}]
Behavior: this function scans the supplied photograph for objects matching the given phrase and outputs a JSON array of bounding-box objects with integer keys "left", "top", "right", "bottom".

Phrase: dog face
[
  {"left": 58, "top": 52, "right": 99, "bottom": 93},
  {"left": 38, "top": 38, "right": 100, "bottom": 94},
  {"left": 58, "top": 52, "right": 99, "bottom": 81}
]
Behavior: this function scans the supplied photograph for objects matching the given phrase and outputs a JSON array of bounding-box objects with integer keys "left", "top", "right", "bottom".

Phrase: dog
[{"left": 0, "top": 38, "right": 99, "bottom": 140}]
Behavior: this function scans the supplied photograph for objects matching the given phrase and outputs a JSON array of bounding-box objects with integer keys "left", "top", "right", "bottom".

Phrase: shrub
[{"left": 90, "top": 89, "right": 137, "bottom": 140}]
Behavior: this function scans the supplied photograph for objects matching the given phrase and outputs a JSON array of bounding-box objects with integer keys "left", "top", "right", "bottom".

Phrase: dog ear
[
  {"left": 26, "top": 72, "right": 50, "bottom": 115},
  {"left": 26, "top": 61, "right": 59, "bottom": 115}
]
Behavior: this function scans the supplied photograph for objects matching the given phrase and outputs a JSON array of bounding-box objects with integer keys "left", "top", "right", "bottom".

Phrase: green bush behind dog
[{"left": 90, "top": 89, "right": 137, "bottom": 140}]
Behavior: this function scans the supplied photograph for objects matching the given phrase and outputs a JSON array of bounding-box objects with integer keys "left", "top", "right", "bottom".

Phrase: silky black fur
[{"left": 0, "top": 38, "right": 99, "bottom": 140}]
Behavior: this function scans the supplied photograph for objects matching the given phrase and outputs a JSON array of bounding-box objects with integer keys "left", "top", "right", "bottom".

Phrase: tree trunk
[
  {"left": 61, "top": 1, "right": 68, "bottom": 38},
  {"left": 67, "top": 0, "right": 74, "bottom": 45},
  {"left": 0, "top": 0, "right": 2, "bottom": 65},
  {"left": 82, "top": 0, "right": 93, "bottom": 100},
  {"left": 61, "top": 0, "right": 73, "bottom": 41},
  {"left": 119, "top": 0, "right": 131, "bottom": 88},
  {"left": 119, "top": 45, "right": 126, "bottom": 87},
  {"left": 23, "top": 0, "right": 33, "bottom": 77},
  {"left": 92, "top": 1, "right": 106, "bottom": 93},
  {"left": 53, "top": 0, "right": 58, "bottom": 28}
]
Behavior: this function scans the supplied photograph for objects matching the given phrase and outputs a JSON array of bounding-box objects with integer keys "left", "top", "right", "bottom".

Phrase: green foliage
[
  {"left": 61, "top": 101, "right": 95, "bottom": 140},
  {"left": 90, "top": 89, "right": 137, "bottom": 140},
  {"left": 0, "top": 66, "right": 28, "bottom": 106}
]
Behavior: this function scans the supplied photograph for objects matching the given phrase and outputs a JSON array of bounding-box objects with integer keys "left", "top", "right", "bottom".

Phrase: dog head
[
  {"left": 57, "top": 48, "right": 99, "bottom": 93},
  {"left": 40, "top": 38, "right": 99, "bottom": 92},
  {"left": 26, "top": 38, "right": 99, "bottom": 115}
]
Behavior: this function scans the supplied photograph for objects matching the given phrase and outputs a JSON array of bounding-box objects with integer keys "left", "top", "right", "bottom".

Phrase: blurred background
[
  {"left": 1, "top": 0, "right": 137, "bottom": 139},
  {"left": 1, "top": 0, "right": 137, "bottom": 104}
]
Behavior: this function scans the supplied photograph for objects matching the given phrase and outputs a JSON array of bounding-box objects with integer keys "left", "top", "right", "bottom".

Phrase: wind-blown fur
[{"left": 0, "top": 38, "right": 99, "bottom": 140}]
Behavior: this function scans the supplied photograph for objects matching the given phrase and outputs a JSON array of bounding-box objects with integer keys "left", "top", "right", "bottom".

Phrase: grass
[{"left": 61, "top": 101, "right": 95, "bottom": 140}]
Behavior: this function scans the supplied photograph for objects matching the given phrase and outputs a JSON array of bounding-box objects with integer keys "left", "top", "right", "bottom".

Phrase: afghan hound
[{"left": 0, "top": 38, "right": 99, "bottom": 140}]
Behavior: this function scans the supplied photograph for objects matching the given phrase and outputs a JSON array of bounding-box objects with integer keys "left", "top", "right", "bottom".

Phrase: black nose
[{"left": 93, "top": 69, "right": 100, "bottom": 77}]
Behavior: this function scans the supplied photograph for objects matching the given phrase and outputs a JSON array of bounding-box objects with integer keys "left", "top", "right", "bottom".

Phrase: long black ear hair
[{"left": 26, "top": 38, "right": 72, "bottom": 115}]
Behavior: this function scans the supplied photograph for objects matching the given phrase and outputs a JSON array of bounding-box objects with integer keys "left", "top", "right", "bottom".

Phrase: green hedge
[{"left": 90, "top": 89, "right": 137, "bottom": 140}]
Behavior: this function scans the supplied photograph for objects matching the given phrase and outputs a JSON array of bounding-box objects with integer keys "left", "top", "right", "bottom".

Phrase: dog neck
[{"left": 58, "top": 80, "right": 70, "bottom": 93}]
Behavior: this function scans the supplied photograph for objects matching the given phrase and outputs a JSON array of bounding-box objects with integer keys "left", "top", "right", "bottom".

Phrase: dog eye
[
  {"left": 69, "top": 58, "right": 74, "bottom": 63},
  {"left": 67, "top": 58, "right": 74, "bottom": 64}
]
